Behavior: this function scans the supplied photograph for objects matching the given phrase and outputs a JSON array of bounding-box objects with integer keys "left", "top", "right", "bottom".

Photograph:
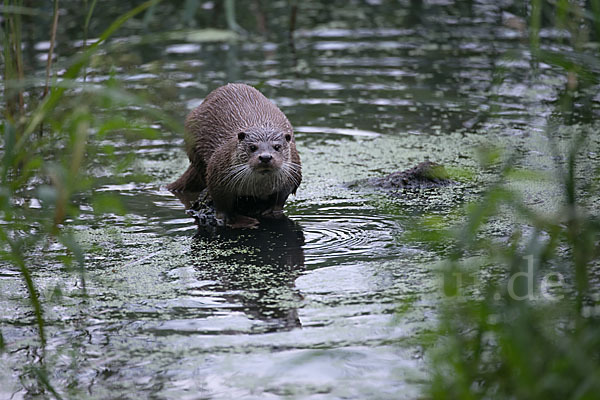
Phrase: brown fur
[{"left": 168, "top": 83, "right": 301, "bottom": 223}]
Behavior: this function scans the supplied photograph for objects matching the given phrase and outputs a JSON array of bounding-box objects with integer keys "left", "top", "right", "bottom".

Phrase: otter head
[{"left": 237, "top": 127, "right": 292, "bottom": 174}]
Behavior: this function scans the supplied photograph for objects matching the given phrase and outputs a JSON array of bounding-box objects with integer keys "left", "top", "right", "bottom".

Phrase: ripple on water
[{"left": 296, "top": 213, "right": 401, "bottom": 268}]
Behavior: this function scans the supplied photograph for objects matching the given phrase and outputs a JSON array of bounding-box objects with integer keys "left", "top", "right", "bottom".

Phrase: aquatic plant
[
  {"left": 1, "top": 0, "right": 173, "bottom": 393},
  {"left": 425, "top": 1, "right": 600, "bottom": 398}
]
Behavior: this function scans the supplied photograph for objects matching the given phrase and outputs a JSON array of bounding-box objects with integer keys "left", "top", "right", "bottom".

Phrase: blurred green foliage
[
  {"left": 1, "top": 0, "right": 167, "bottom": 353},
  {"left": 423, "top": 1, "right": 600, "bottom": 398}
]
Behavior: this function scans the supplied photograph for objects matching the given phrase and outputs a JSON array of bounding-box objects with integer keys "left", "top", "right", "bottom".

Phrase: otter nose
[{"left": 258, "top": 153, "right": 273, "bottom": 163}]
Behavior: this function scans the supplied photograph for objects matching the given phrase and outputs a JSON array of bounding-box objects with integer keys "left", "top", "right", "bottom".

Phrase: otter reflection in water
[{"left": 190, "top": 214, "right": 306, "bottom": 331}]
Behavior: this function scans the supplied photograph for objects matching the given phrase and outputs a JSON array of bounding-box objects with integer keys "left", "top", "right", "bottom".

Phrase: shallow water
[{"left": 2, "top": 1, "right": 600, "bottom": 399}]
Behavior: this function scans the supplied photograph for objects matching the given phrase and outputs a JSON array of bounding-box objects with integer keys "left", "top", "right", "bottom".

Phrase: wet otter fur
[{"left": 168, "top": 83, "right": 301, "bottom": 228}]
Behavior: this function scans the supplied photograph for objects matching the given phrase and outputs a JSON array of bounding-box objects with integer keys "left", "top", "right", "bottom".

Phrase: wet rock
[
  {"left": 185, "top": 189, "right": 293, "bottom": 228},
  {"left": 186, "top": 189, "right": 222, "bottom": 226},
  {"left": 367, "top": 161, "right": 454, "bottom": 189}
]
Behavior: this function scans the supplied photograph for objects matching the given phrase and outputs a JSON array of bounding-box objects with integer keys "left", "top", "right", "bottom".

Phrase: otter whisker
[
  {"left": 224, "top": 164, "right": 251, "bottom": 193},
  {"left": 281, "top": 162, "right": 302, "bottom": 187}
]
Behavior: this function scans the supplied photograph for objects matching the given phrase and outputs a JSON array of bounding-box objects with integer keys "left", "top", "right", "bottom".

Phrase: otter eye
[
  {"left": 249, "top": 144, "right": 258, "bottom": 152},
  {"left": 237, "top": 132, "right": 246, "bottom": 141},
  {"left": 284, "top": 134, "right": 292, "bottom": 142},
  {"left": 273, "top": 144, "right": 281, "bottom": 151}
]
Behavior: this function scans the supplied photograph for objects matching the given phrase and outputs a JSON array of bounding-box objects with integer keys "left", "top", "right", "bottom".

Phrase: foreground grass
[{"left": 423, "top": 1, "right": 600, "bottom": 398}]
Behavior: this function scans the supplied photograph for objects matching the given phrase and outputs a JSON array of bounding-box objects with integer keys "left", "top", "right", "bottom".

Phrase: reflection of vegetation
[
  {"left": 423, "top": 2, "right": 600, "bottom": 398},
  {"left": 1, "top": 0, "right": 171, "bottom": 393}
]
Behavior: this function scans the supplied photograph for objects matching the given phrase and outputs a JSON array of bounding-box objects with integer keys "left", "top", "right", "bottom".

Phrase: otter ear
[
  {"left": 237, "top": 132, "right": 246, "bottom": 141},
  {"left": 284, "top": 133, "right": 292, "bottom": 142}
]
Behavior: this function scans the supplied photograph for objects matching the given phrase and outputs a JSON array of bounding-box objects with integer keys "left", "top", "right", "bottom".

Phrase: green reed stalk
[
  {"left": 39, "top": 0, "right": 59, "bottom": 136},
  {"left": 2, "top": 0, "right": 25, "bottom": 120},
  {"left": 16, "top": 0, "right": 162, "bottom": 157},
  {"left": 82, "top": 0, "right": 98, "bottom": 82},
  {"left": 1, "top": 0, "right": 163, "bottom": 352},
  {"left": 1, "top": 0, "right": 46, "bottom": 349},
  {"left": 16, "top": 253, "right": 46, "bottom": 347},
  {"left": 42, "top": 0, "right": 59, "bottom": 101},
  {"left": 591, "top": 0, "right": 600, "bottom": 38},
  {"left": 529, "top": 0, "right": 542, "bottom": 66}
]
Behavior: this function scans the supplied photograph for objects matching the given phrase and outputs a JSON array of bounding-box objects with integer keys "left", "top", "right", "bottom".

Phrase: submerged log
[{"left": 367, "top": 161, "right": 454, "bottom": 189}]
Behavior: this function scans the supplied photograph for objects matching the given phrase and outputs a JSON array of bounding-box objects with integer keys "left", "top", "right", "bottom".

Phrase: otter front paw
[
  {"left": 227, "top": 215, "right": 260, "bottom": 229},
  {"left": 261, "top": 206, "right": 285, "bottom": 219}
]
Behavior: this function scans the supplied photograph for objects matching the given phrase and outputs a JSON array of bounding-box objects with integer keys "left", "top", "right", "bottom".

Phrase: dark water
[{"left": 2, "top": 1, "right": 599, "bottom": 399}]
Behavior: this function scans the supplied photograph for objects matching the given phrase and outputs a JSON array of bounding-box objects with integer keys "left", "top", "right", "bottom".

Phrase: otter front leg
[
  {"left": 261, "top": 205, "right": 285, "bottom": 219},
  {"left": 260, "top": 190, "right": 291, "bottom": 219},
  {"left": 214, "top": 208, "right": 259, "bottom": 228},
  {"left": 226, "top": 214, "right": 260, "bottom": 229},
  {"left": 212, "top": 193, "right": 260, "bottom": 228}
]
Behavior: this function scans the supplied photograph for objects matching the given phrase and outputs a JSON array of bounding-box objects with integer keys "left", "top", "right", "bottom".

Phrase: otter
[{"left": 168, "top": 83, "right": 302, "bottom": 228}]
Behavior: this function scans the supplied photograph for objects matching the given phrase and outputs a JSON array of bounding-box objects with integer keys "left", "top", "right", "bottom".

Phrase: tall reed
[{"left": 1, "top": 0, "right": 171, "bottom": 395}]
